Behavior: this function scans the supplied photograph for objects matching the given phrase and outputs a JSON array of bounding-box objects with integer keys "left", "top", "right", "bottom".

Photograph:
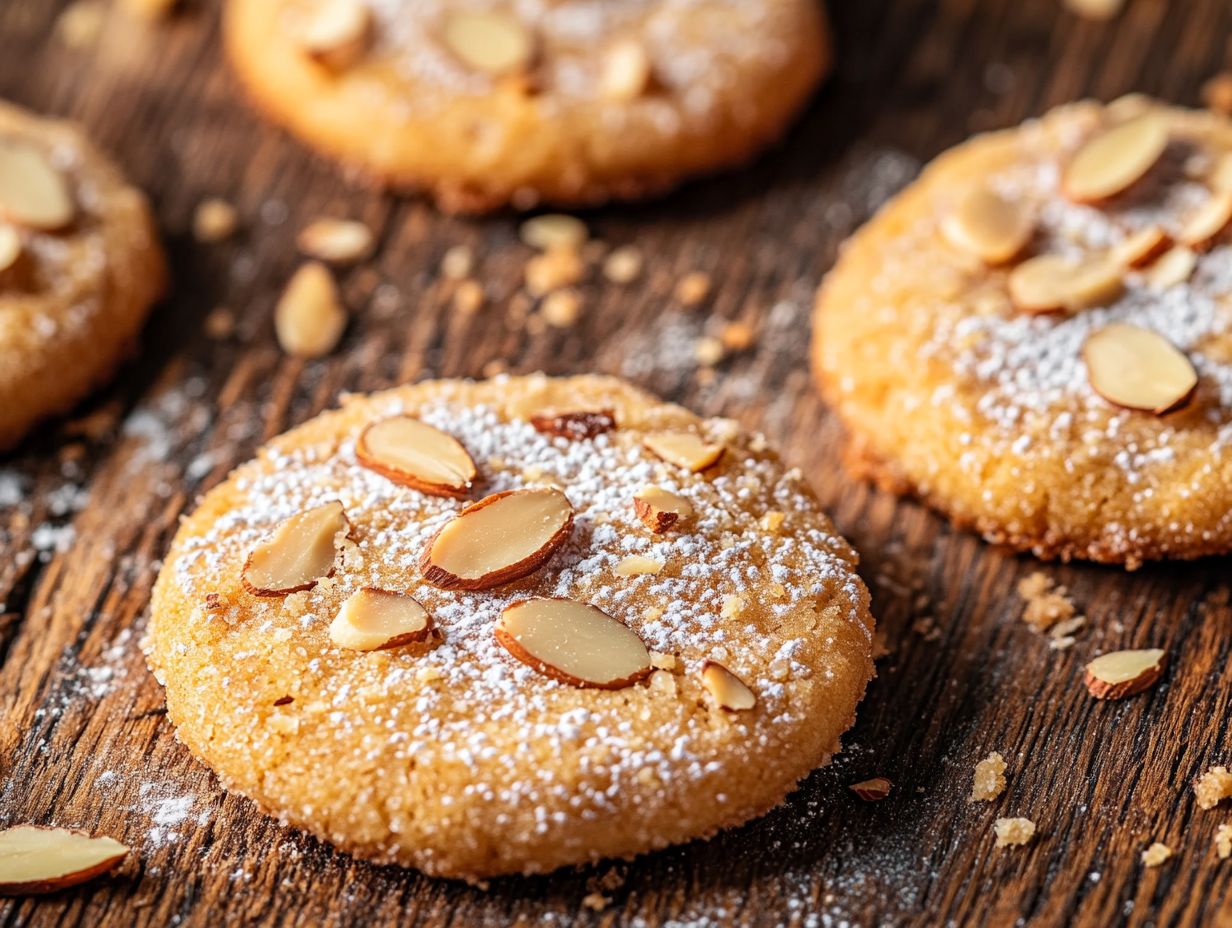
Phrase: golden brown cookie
[
  {"left": 146, "top": 374, "right": 875, "bottom": 880},
  {"left": 814, "top": 98, "right": 1232, "bottom": 567},
  {"left": 0, "top": 101, "right": 165, "bottom": 451},
  {"left": 223, "top": 0, "right": 830, "bottom": 212}
]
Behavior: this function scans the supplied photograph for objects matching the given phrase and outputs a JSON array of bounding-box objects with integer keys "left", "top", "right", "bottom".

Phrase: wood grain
[{"left": 3, "top": 0, "right": 1232, "bottom": 925}]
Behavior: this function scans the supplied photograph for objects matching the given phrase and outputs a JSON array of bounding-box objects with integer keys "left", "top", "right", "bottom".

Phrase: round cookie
[
  {"left": 0, "top": 101, "right": 165, "bottom": 451},
  {"left": 814, "top": 98, "right": 1232, "bottom": 567},
  {"left": 146, "top": 374, "right": 874, "bottom": 880},
  {"left": 223, "top": 0, "right": 830, "bottom": 212}
]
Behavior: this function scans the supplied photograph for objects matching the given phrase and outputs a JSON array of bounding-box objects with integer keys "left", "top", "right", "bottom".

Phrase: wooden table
[{"left": 3, "top": 1, "right": 1232, "bottom": 925}]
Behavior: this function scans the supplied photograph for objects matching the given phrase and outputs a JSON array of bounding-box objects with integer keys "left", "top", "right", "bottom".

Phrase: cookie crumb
[
  {"left": 1195, "top": 766, "right": 1232, "bottom": 810},
  {"left": 1017, "top": 572, "right": 1080, "bottom": 632},
  {"left": 541, "top": 290, "right": 581, "bottom": 328},
  {"left": 602, "top": 246, "right": 643, "bottom": 284},
  {"left": 525, "top": 247, "right": 583, "bottom": 296},
  {"left": 204, "top": 307, "right": 236, "bottom": 339},
  {"left": 970, "top": 752, "right": 1007, "bottom": 803},
  {"left": 1216, "top": 823, "right": 1232, "bottom": 860},
  {"left": 720, "top": 321, "right": 756, "bottom": 352},
  {"left": 993, "top": 817, "right": 1035, "bottom": 848},
  {"left": 441, "top": 245, "right": 474, "bottom": 280},
  {"left": 694, "top": 336, "right": 725, "bottom": 367},
  {"left": 1141, "top": 842, "right": 1172, "bottom": 867},
  {"left": 193, "top": 198, "right": 239, "bottom": 243},
  {"left": 453, "top": 280, "right": 485, "bottom": 315},
  {"left": 675, "top": 271, "right": 712, "bottom": 307},
  {"left": 581, "top": 892, "right": 609, "bottom": 912}
]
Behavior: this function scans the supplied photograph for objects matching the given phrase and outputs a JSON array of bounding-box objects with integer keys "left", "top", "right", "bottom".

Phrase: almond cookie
[
  {"left": 223, "top": 0, "right": 830, "bottom": 212},
  {"left": 0, "top": 101, "right": 165, "bottom": 451},
  {"left": 146, "top": 374, "right": 874, "bottom": 880},
  {"left": 814, "top": 98, "right": 1232, "bottom": 567}
]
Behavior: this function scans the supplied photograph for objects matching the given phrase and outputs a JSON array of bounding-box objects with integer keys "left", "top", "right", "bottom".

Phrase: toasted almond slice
[
  {"left": 1145, "top": 246, "right": 1198, "bottom": 289},
  {"left": 940, "top": 186, "right": 1034, "bottom": 264},
  {"left": 530, "top": 408, "right": 616, "bottom": 441},
  {"left": 442, "top": 10, "right": 533, "bottom": 75},
  {"left": 300, "top": 0, "right": 373, "bottom": 71},
  {"left": 701, "top": 660, "right": 756, "bottom": 711},
  {"left": 599, "top": 39, "right": 652, "bottom": 102},
  {"left": 1112, "top": 225, "right": 1171, "bottom": 267},
  {"left": 643, "top": 430, "right": 724, "bottom": 472},
  {"left": 1084, "top": 324, "right": 1197, "bottom": 414},
  {"left": 0, "top": 825, "right": 128, "bottom": 895},
  {"left": 633, "top": 486, "right": 694, "bottom": 533},
  {"left": 329, "top": 588, "right": 434, "bottom": 651},
  {"left": 1063, "top": 112, "right": 1169, "bottom": 203},
  {"left": 356, "top": 416, "right": 476, "bottom": 497},
  {"left": 0, "top": 223, "right": 21, "bottom": 275},
  {"left": 421, "top": 487, "right": 573, "bottom": 590},
  {"left": 1178, "top": 190, "right": 1232, "bottom": 250},
  {"left": 0, "top": 140, "right": 74, "bottom": 231},
  {"left": 297, "top": 219, "right": 374, "bottom": 264},
  {"left": 275, "top": 261, "right": 347, "bottom": 358},
  {"left": 1008, "top": 254, "right": 1123, "bottom": 314},
  {"left": 242, "top": 501, "right": 349, "bottom": 596},
  {"left": 613, "top": 554, "right": 664, "bottom": 576},
  {"left": 496, "top": 597, "right": 652, "bottom": 689},
  {"left": 850, "top": 777, "right": 893, "bottom": 801},
  {"left": 1083, "top": 647, "right": 1166, "bottom": 699},
  {"left": 519, "top": 214, "right": 587, "bottom": 251}
]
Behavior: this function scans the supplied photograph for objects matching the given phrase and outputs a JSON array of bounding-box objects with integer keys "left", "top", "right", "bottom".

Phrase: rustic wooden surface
[{"left": 3, "top": 0, "right": 1232, "bottom": 925}]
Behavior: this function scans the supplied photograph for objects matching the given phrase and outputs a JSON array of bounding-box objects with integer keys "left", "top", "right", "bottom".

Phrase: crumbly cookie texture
[
  {"left": 814, "top": 98, "right": 1232, "bottom": 567},
  {"left": 0, "top": 100, "right": 165, "bottom": 450},
  {"left": 146, "top": 374, "right": 875, "bottom": 880},
  {"left": 223, "top": 0, "right": 829, "bottom": 212}
]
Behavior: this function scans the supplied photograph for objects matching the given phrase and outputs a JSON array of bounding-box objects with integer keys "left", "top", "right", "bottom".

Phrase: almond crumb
[
  {"left": 993, "top": 817, "right": 1036, "bottom": 848},
  {"left": 719, "top": 594, "right": 745, "bottom": 619},
  {"left": 602, "top": 245, "right": 643, "bottom": 284},
  {"left": 581, "top": 892, "right": 609, "bottom": 912},
  {"left": 1216, "top": 823, "right": 1232, "bottom": 860},
  {"left": 453, "top": 279, "right": 485, "bottom": 315},
  {"left": 1141, "top": 842, "right": 1172, "bottom": 867},
  {"left": 719, "top": 321, "right": 755, "bottom": 352},
  {"left": 970, "top": 751, "right": 1008, "bottom": 803},
  {"left": 761, "top": 511, "right": 785, "bottom": 533},
  {"left": 1195, "top": 766, "right": 1232, "bottom": 810},
  {"left": 440, "top": 245, "right": 474, "bottom": 280},
  {"left": 1017, "top": 572, "right": 1078, "bottom": 632},
  {"left": 525, "top": 247, "right": 583, "bottom": 296},
  {"left": 541, "top": 289, "right": 581, "bottom": 328},
  {"left": 675, "top": 271, "right": 711, "bottom": 307},
  {"left": 614, "top": 555, "right": 664, "bottom": 577},
  {"left": 694, "top": 336, "right": 725, "bottom": 367},
  {"left": 193, "top": 198, "right": 238, "bottom": 243}
]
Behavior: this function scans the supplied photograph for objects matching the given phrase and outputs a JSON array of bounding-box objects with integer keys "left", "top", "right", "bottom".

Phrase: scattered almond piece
[
  {"left": 719, "top": 321, "right": 755, "bottom": 352},
  {"left": 850, "top": 777, "right": 892, "bottom": 801},
  {"left": 329, "top": 588, "right": 434, "bottom": 651},
  {"left": 1141, "top": 842, "right": 1173, "bottom": 867},
  {"left": 299, "top": 0, "right": 373, "bottom": 71},
  {"left": 442, "top": 10, "right": 533, "bottom": 75},
  {"left": 530, "top": 409, "right": 616, "bottom": 441},
  {"left": 1063, "top": 112, "right": 1169, "bottom": 203},
  {"left": 643, "top": 430, "right": 724, "bottom": 473},
  {"left": 1203, "top": 73, "right": 1232, "bottom": 115},
  {"left": 649, "top": 651, "right": 677, "bottom": 671},
  {"left": 1008, "top": 253, "right": 1122, "bottom": 314},
  {"left": 602, "top": 245, "right": 643, "bottom": 284},
  {"left": 421, "top": 487, "right": 573, "bottom": 590},
  {"left": 599, "top": 39, "right": 652, "bottom": 101},
  {"left": 613, "top": 554, "right": 664, "bottom": 577},
  {"left": 525, "top": 247, "right": 583, "bottom": 296},
  {"left": 1083, "top": 324, "right": 1197, "bottom": 415},
  {"left": 496, "top": 598, "right": 652, "bottom": 689},
  {"left": 1195, "top": 766, "right": 1232, "bottom": 810},
  {"left": 275, "top": 262, "right": 347, "bottom": 358},
  {"left": 1083, "top": 647, "right": 1166, "bottom": 700},
  {"left": 1064, "top": 0, "right": 1125, "bottom": 19},
  {"left": 0, "top": 826, "right": 128, "bottom": 895},
  {"left": 1145, "top": 246, "right": 1198, "bottom": 289},
  {"left": 242, "top": 501, "right": 349, "bottom": 596},
  {"left": 675, "top": 271, "right": 711, "bottom": 307},
  {"left": 441, "top": 244, "right": 474, "bottom": 280},
  {"left": 1112, "top": 225, "right": 1171, "bottom": 267},
  {"left": 1177, "top": 191, "right": 1232, "bottom": 250},
  {"left": 0, "top": 140, "right": 75, "bottom": 231},
  {"left": 970, "top": 752, "right": 1008, "bottom": 802},
  {"left": 993, "top": 817, "right": 1036, "bottom": 848},
  {"left": 192, "top": 198, "right": 238, "bottom": 243},
  {"left": 633, "top": 486, "right": 694, "bottom": 533},
  {"left": 541, "top": 289, "right": 581, "bottom": 328},
  {"left": 694, "top": 336, "right": 725, "bottom": 367},
  {"left": 297, "top": 219, "right": 374, "bottom": 264},
  {"left": 1216, "top": 823, "right": 1232, "bottom": 860},
  {"left": 941, "top": 185, "right": 1033, "bottom": 264},
  {"left": 1016, "top": 572, "right": 1079, "bottom": 632},
  {"left": 356, "top": 416, "right": 477, "bottom": 497},
  {"left": 701, "top": 660, "right": 756, "bottom": 711},
  {"left": 520, "top": 214, "right": 587, "bottom": 251}
]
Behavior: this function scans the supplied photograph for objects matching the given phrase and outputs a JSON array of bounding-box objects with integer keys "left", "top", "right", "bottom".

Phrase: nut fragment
[
  {"left": 299, "top": 0, "right": 373, "bottom": 71},
  {"left": 1083, "top": 324, "right": 1197, "bottom": 415},
  {"left": 242, "top": 501, "right": 350, "bottom": 596},
  {"left": 0, "top": 140, "right": 74, "bottom": 231},
  {"left": 192, "top": 198, "right": 238, "bottom": 243},
  {"left": 297, "top": 219, "right": 374, "bottom": 264},
  {"left": 940, "top": 186, "right": 1033, "bottom": 264},
  {"left": 970, "top": 751, "right": 1008, "bottom": 802},
  {"left": 0, "top": 223, "right": 22, "bottom": 276},
  {"left": 602, "top": 245, "right": 643, "bottom": 284},
  {"left": 1216, "top": 824, "right": 1232, "bottom": 859},
  {"left": 1083, "top": 647, "right": 1167, "bottom": 699},
  {"left": 329, "top": 588, "right": 434, "bottom": 651},
  {"left": 356, "top": 416, "right": 477, "bottom": 497},
  {"left": 442, "top": 10, "right": 533, "bottom": 75},
  {"left": 1112, "top": 225, "right": 1171, "bottom": 267},
  {"left": 0, "top": 826, "right": 128, "bottom": 895},
  {"left": 421, "top": 487, "right": 573, "bottom": 590},
  {"left": 599, "top": 39, "right": 652, "bottom": 101},
  {"left": 849, "top": 777, "right": 892, "bottom": 801},
  {"left": 519, "top": 214, "right": 587, "bottom": 251},
  {"left": 275, "top": 261, "right": 347, "bottom": 358},
  {"left": 1008, "top": 254, "right": 1123, "bottom": 314},
  {"left": 675, "top": 271, "right": 711, "bottom": 307},
  {"left": 701, "top": 660, "right": 756, "bottom": 711},
  {"left": 613, "top": 554, "right": 664, "bottom": 576},
  {"left": 1145, "top": 245, "right": 1197, "bottom": 290},
  {"left": 643, "top": 430, "right": 724, "bottom": 473},
  {"left": 530, "top": 409, "right": 616, "bottom": 441},
  {"left": 993, "top": 817, "right": 1036, "bottom": 848},
  {"left": 525, "top": 247, "right": 583, "bottom": 295},
  {"left": 1177, "top": 191, "right": 1232, "bottom": 250},
  {"left": 496, "top": 597, "right": 652, "bottom": 689},
  {"left": 1063, "top": 112, "right": 1169, "bottom": 203},
  {"left": 1193, "top": 766, "right": 1232, "bottom": 810},
  {"left": 633, "top": 486, "right": 694, "bottom": 533},
  {"left": 1141, "top": 842, "right": 1173, "bottom": 867}
]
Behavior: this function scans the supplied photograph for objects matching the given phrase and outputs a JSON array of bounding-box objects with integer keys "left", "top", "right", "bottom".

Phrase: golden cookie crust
[
  {"left": 0, "top": 101, "right": 165, "bottom": 451},
  {"left": 223, "top": 0, "right": 830, "bottom": 212},
  {"left": 146, "top": 374, "right": 874, "bottom": 880},
  {"left": 814, "top": 99, "right": 1232, "bottom": 568}
]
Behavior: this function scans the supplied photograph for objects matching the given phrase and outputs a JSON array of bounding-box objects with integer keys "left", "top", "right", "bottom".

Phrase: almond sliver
[
  {"left": 1008, "top": 253, "right": 1123, "bottom": 314},
  {"left": 643, "top": 430, "right": 724, "bottom": 472},
  {"left": 1177, "top": 190, "right": 1232, "bottom": 250},
  {"left": 0, "top": 140, "right": 74, "bottom": 231},
  {"left": 1063, "top": 112, "right": 1169, "bottom": 202},
  {"left": 329, "top": 588, "right": 433, "bottom": 651},
  {"left": 633, "top": 485, "right": 694, "bottom": 533},
  {"left": 1112, "top": 225, "right": 1171, "bottom": 267},
  {"left": 1084, "top": 323, "right": 1197, "bottom": 414},
  {"left": 356, "top": 416, "right": 477, "bottom": 497},
  {"left": 242, "top": 501, "right": 349, "bottom": 595},
  {"left": 300, "top": 0, "right": 373, "bottom": 71},
  {"left": 0, "top": 826, "right": 128, "bottom": 895},
  {"left": 701, "top": 660, "right": 756, "bottom": 711},
  {"left": 940, "top": 186, "right": 1033, "bottom": 264},
  {"left": 442, "top": 10, "right": 533, "bottom": 75},
  {"left": 1083, "top": 647, "right": 1166, "bottom": 699}
]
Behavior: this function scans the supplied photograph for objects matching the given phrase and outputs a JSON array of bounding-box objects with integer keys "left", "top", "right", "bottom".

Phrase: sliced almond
[
  {"left": 613, "top": 554, "right": 664, "bottom": 576},
  {"left": 1084, "top": 324, "right": 1197, "bottom": 414},
  {"left": 519, "top": 214, "right": 587, "bottom": 251},
  {"left": 297, "top": 219, "right": 374, "bottom": 264},
  {"left": 0, "top": 223, "right": 22, "bottom": 276},
  {"left": 1112, "top": 225, "right": 1171, "bottom": 267},
  {"left": 1178, "top": 190, "right": 1232, "bottom": 250},
  {"left": 300, "top": 0, "right": 373, "bottom": 71},
  {"left": 495, "top": 597, "right": 652, "bottom": 689},
  {"left": 530, "top": 408, "right": 616, "bottom": 441},
  {"left": 701, "top": 660, "right": 756, "bottom": 711},
  {"left": 1145, "top": 246, "right": 1198, "bottom": 289},
  {"left": 1083, "top": 647, "right": 1166, "bottom": 699},
  {"left": 940, "top": 186, "right": 1033, "bottom": 264},
  {"left": 599, "top": 39, "right": 652, "bottom": 102},
  {"left": 1063, "top": 112, "right": 1169, "bottom": 203},
  {"left": 633, "top": 486, "right": 694, "bottom": 533},
  {"left": 442, "top": 10, "right": 533, "bottom": 76},
  {"left": 850, "top": 777, "right": 893, "bottom": 801},
  {"left": 242, "top": 501, "right": 350, "bottom": 596},
  {"left": 274, "top": 261, "right": 347, "bottom": 358},
  {"left": 0, "top": 825, "right": 128, "bottom": 895},
  {"left": 356, "top": 416, "right": 476, "bottom": 497},
  {"left": 643, "top": 430, "right": 724, "bottom": 473},
  {"left": 1007, "top": 253, "right": 1123, "bottom": 314},
  {"left": 329, "top": 588, "right": 434, "bottom": 651},
  {"left": 0, "top": 140, "right": 74, "bottom": 231},
  {"left": 421, "top": 487, "right": 573, "bottom": 590}
]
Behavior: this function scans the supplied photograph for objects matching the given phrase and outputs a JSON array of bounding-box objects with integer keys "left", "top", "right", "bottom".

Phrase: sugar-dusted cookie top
[
  {"left": 147, "top": 374, "right": 874, "bottom": 880},
  {"left": 815, "top": 98, "right": 1232, "bottom": 567}
]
